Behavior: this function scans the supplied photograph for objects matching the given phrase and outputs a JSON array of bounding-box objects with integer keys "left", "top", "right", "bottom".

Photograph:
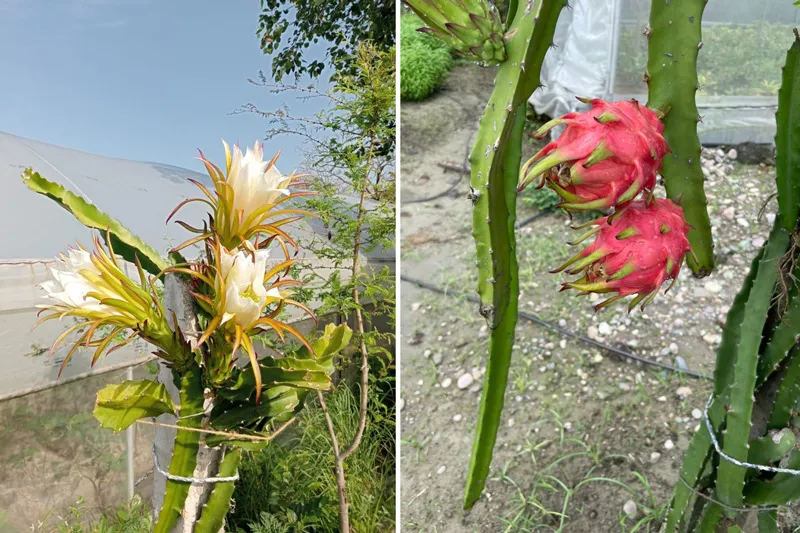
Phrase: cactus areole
[
  {"left": 555, "top": 198, "right": 692, "bottom": 312},
  {"left": 519, "top": 98, "right": 669, "bottom": 211}
]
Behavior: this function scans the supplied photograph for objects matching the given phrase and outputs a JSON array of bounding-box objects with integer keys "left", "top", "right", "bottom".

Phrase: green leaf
[
  {"left": 307, "top": 323, "right": 353, "bottom": 374},
  {"left": 93, "top": 380, "right": 176, "bottom": 432},
  {"left": 22, "top": 169, "right": 169, "bottom": 276}
]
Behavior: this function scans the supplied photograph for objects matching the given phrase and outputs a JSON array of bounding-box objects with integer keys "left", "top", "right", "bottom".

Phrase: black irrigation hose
[
  {"left": 401, "top": 103, "right": 709, "bottom": 380},
  {"left": 403, "top": 172, "right": 466, "bottom": 205},
  {"left": 404, "top": 130, "right": 475, "bottom": 205},
  {"left": 515, "top": 209, "right": 553, "bottom": 229},
  {"left": 401, "top": 275, "right": 712, "bottom": 380}
]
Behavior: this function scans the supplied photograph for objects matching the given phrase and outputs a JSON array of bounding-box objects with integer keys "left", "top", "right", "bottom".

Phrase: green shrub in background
[
  {"left": 229, "top": 384, "right": 395, "bottom": 533},
  {"left": 616, "top": 21, "right": 788, "bottom": 95},
  {"left": 400, "top": 14, "right": 453, "bottom": 101},
  {"left": 521, "top": 185, "right": 560, "bottom": 211}
]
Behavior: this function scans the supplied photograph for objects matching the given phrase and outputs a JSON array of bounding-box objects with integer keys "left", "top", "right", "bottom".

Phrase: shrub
[
  {"left": 521, "top": 185, "right": 561, "bottom": 212},
  {"left": 228, "top": 384, "right": 395, "bottom": 533},
  {"left": 400, "top": 14, "right": 453, "bottom": 101}
]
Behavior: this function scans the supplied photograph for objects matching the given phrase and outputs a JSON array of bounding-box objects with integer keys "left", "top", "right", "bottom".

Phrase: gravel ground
[{"left": 399, "top": 64, "right": 792, "bottom": 532}]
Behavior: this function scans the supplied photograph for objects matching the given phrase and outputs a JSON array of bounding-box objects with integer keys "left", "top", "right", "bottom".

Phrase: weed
[
  {"left": 34, "top": 496, "right": 152, "bottom": 533},
  {"left": 496, "top": 410, "right": 667, "bottom": 532}
]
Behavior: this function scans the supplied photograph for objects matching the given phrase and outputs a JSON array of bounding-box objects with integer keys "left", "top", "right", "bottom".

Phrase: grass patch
[
  {"left": 229, "top": 384, "right": 395, "bottom": 533},
  {"left": 35, "top": 496, "right": 152, "bottom": 533},
  {"left": 495, "top": 410, "right": 667, "bottom": 533}
]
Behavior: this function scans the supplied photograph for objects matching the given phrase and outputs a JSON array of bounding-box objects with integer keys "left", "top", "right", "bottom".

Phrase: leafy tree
[
  {"left": 256, "top": 0, "right": 395, "bottom": 81},
  {"left": 242, "top": 42, "right": 395, "bottom": 532}
]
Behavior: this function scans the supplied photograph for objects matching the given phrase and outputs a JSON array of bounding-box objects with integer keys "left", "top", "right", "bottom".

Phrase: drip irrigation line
[
  {"left": 401, "top": 275, "right": 712, "bottom": 380},
  {"left": 404, "top": 130, "right": 474, "bottom": 205},
  {"left": 515, "top": 209, "right": 554, "bottom": 229}
]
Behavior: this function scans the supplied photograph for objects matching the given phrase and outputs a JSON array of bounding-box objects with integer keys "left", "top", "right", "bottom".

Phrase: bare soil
[
  {"left": 399, "top": 65, "right": 793, "bottom": 532},
  {"left": 0, "top": 365, "right": 155, "bottom": 532}
]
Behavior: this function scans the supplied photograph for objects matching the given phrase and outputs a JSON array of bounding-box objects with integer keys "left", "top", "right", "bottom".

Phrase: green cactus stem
[
  {"left": 758, "top": 510, "right": 779, "bottom": 533},
  {"left": 646, "top": 0, "right": 714, "bottom": 277},
  {"left": 715, "top": 226, "right": 790, "bottom": 512},
  {"left": 664, "top": 246, "right": 764, "bottom": 532},
  {"left": 755, "top": 290, "right": 800, "bottom": 388},
  {"left": 775, "top": 29, "right": 800, "bottom": 231},
  {"left": 666, "top": 28, "right": 800, "bottom": 532},
  {"left": 461, "top": 0, "right": 566, "bottom": 510},
  {"left": 193, "top": 447, "right": 242, "bottom": 533},
  {"left": 744, "top": 451, "right": 800, "bottom": 506},
  {"left": 747, "top": 429, "right": 797, "bottom": 474},
  {"left": 154, "top": 366, "right": 204, "bottom": 533},
  {"left": 465, "top": 106, "right": 524, "bottom": 510},
  {"left": 767, "top": 347, "right": 800, "bottom": 430},
  {"left": 696, "top": 503, "right": 723, "bottom": 533}
]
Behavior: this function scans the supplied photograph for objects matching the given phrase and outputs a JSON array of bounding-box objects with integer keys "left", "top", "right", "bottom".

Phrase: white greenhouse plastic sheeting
[
  {"left": 0, "top": 131, "right": 392, "bottom": 398},
  {"left": 531, "top": 0, "right": 794, "bottom": 145}
]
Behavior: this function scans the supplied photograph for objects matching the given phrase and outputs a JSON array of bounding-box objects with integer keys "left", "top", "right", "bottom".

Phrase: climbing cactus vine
[
  {"left": 406, "top": 0, "right": 568, "bottom": 508},
  {"left": 664, "top": 28, "right": 800, "bottom": 533},
  {"left": 24, "top": 140, "right": 352, "bottom": 532}
]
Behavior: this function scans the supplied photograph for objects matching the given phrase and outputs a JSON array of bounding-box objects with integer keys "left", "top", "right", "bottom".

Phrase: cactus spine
[
  {"left": 463, "top": 0, "right": 566, "bottom": 509},
  {"left": 645, "top": 0, "right": 714, "bottom": 276},
  {"left": 665, "top": 30, "right": 800, "bottom": 532}
]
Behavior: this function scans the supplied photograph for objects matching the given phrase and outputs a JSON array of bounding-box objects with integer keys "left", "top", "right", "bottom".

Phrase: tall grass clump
[{"left": 229, "top": 384, "right": 395, "bottom": 533}]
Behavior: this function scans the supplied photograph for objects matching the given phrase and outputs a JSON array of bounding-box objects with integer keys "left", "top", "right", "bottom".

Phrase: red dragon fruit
[
  {"left": 553, "top": 198, "right": 692, "bottom": 312},
  {"left": 518, "top": 98, "right": 669, "bottom": 211}
]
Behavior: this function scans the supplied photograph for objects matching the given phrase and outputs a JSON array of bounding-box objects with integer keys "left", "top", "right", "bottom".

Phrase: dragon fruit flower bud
[
  {"left": 553, "top": 198, "right": 692, "bottom": 312},
  {"left": 405, "top": 0, "right": 506, "bottom": 65},
  {"left": 519, "top": 98, "right": 669, "bottom": 211}
]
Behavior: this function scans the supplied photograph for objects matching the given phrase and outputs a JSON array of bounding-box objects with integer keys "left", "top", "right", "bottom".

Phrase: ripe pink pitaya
[
  {"left": 518, "top": 98, "right": 669, "bottom": 211},
  {"left": 553, "top": 198, "right": 692, "bottom": 311}
]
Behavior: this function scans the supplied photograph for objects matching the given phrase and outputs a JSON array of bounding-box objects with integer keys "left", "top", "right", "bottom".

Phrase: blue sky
[{"left": 0, "top": 0, "right": 330, "bottom": 173}]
